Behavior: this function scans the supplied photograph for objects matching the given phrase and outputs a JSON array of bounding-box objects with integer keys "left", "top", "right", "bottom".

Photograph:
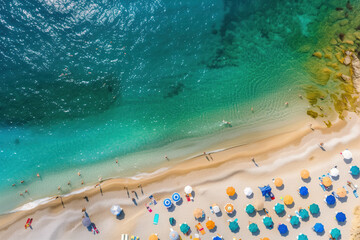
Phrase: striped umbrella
[
  {"left": 163, "top": 198, "right": 172, "bottom": 208},
  {"left": 172, "top": 192, "right": 181, "bottom": 202}
]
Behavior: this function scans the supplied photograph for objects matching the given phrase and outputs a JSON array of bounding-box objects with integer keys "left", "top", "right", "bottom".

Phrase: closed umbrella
[
  {"left": 164, "top": 198, "right": 172, "bottom": 208},
  {"left": 336, "top": 212, "right": 346, "bottom": 222},
  {"left": 274, "top": 178, "right": 283, "bottom": 187},
  {"left": 322, "top": 177, "right": 332, "bottom": 187},
  {"left": 206, "top": 220, "right": 215, "bottom": 230},
  {"left": 169, "top": 231, "right": 180, "bottom": 240},
  {"left": 330, "top": 168, "right": 339, "bottom": 177},
  {"left": 110, "top": 205, "right": 122, "bottom": 216},
  {"left": 336, "top": 187, "right": 347, "bottom": 198},
  {"left": 299, "top": 186, "right": 308, "bottom": 196},
  {"left": 274, "top": 203, "right": 285, "bottom": 214},
  {"left": 248, "top": 223, "right": 259, "bottom": 233},
  {"left": 284, "top": 195, "right": 293, "bottom": 205},
  {"left": 350, "top": 166, "right": 360, "bottom": 175},
  {"left": 309, "top": 203, "right": 320, "bottom": 214},
  {"left": 297, "top": 234, "right": 308, "bottom": 240},
  {"left": 313, "top": 223, "right": 324, "bottom": 233},
  {"left": 224, "top": 203, "right": 234, "bottom": 213},
  {"left": 172, "top": 192, "right": 181, "bottom": 202},
  {"left": 330, "top": 228, "right": 341, "bottom": 239},
  {"left": 263, "top": 216, "right": 273, "bottom": 227},
  {"left": 290, "top": 216, "right": 300, "bottom": 225},
  {"left": 226, "top": 186, "right": 235, "bottom": 196},
  {"left": 254, "top": 199, "right": 264, "bottom": 211},
  {"left": 82, "top": 217, "right": 91, "bottom": 227},
  {"left": 342, "top": 149, "right": 352, "bottom": 159},
  {"left": 180, "top": 223, "right": 190, "bottom": 234},
  {"left": 325, "top": 195, "right": 336, "bottom": 205},
  {"left": 244, "top": 187, "right": 253, "bottom": 197},
  {"left": 193, "top": 208, "right": 203, "bottom": 219},
  {"left": 229, "top": 220, "right": 239, "bottom": 232},
  {"left": 149, "top": 234, "right": 158, "bottom": 240},
  {"left": 301, "top": 169, "right": 310, "bottom": 179},
  {"left": 246, "top": 204, "right": 255, "bottom": 214},
  {"left": 299, "top": 209, "right": 309, "bottom": 219},
  {"left": 184, "top": 186, "right": 193, "bottom": 194},
  {"left": 278, "top": 224, "right": 288, "bottom": 234}
]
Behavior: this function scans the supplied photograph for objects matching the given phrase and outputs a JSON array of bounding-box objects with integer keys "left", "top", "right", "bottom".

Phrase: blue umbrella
[
  {"left": 313, "top": 223, "right": 324, "bottom": 233},
  {"left": 336, "top": 212, "right": 346, "bottom": 222},
  {"left": 172, "top": 192, "right": 181, "bottom": 202},
  {"left": 259, "top": 185, "right": 272, "bottom": 197},
  {"left": 299, "top": 186, "right": 308, "bottom": 196},
  {"left": 278, "top": 224, "right": 288, "bottom": 234},
  {"left": 325, "top": 195, "right": 336, "bottom": 205},
  {"left": 163, "top": 198, "right": 172, "bottom": 208},
  {"left": 212, "top": 237, "right": 222, "bottom": 240}
]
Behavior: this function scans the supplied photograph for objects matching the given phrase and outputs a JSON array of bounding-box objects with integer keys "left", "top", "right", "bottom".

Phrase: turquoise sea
[{"left": 0, "top": 0, "right": 356, "bottom": 213}]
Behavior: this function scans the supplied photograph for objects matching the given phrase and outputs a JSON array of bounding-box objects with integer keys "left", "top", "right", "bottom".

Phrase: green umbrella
[
  {"left": 350, "top": 166, "right": 360, "bottom": 175},
  {"left": 298, "top": 234, "right": 308, "bottom": 240},
  {"left": 274, "top": 203, "right": 285, "bottom": 214},
  {"left": 309, "top": 203, "right": 319, "bottom": 214},
  {"left": 330, "top": 228, "right": 341, "bottom": 239},
  {"left": 180, "top": 223, "right": 190, "bottom": 234},
  {"left": 246, "top": 204, "right": 255, "bottom": 214},
  {"left": 248, "top": 223, "right": 259, "bottom": 233},
  {"left": 263, "top": 217, "right": 273, "bottom": 227},
  {"left": 229, "top": 221, "right": 239, "bottom": 232},
  {"left": 299, "top": 209, "right": 309, "bottom": 219},
  {"left": 290, "top": 215, "right": 300, "bottom": 225}
]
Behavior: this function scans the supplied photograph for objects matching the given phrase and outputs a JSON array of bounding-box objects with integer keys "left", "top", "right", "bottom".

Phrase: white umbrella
[
  {"left": 184, "top": 185, "right": 193, "bottom": 194},
  {"left": 342, "top": 149, "right": 352, "bottom": 159},
  {"left": 212, "top": 204, "right": 220, "bottom": 213},
  {"left": 110, "top": 205, "right": 122, "bottom": 215},
  {"left": 330, "top": 168, "right": 339, "bottom": 177},
  {"left": 244, "top": 187, "right": 253, "bottom": 197}
]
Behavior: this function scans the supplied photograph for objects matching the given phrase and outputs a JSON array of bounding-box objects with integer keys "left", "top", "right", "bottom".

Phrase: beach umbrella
[
  {"left": 336, "top": 187, "right": 347, "bottom": 198},
  {"left": 309, "top": 203, "right": 320, "bottom": 214},
  {"left": 283, "top": 195, "right": 294, "bottom": 205},
  {"left": 193, "top": 208, "right": 203, "bottom": 219},
  {"left": 300, "top": 169, "right": 310, "bottom": 179},
  {"left": 297, "top": 234, "right": 308, "bottom": 240},
  {"left": 322, "top": 177, "right": 332, "bottom": 187},
  {"left": 172, "top": 192, "right": 181, "bottom": 202},
  {"left": 246, "top": 204, "right": 255, "bottom": 214},
  {"left": 224, "top": 203, "right": 234, "bottom": 213},
  {"left": 342, "top": 149, "right": 352, "bottom": 159},
  {"left": 330, "top": 228, "right": 341, "bottom": 239},
  {"left": 82, "top": 217, "right": 91, "bottom": 227},
  {"left": 206, "top": 220, "right": 215, "bottom": 230},
  {"left": 263, "top": 216, "right": 273, "bottom": 227},
  {"left": 163, "top": 198, "right": 172, "bottom": 208},
  {"left": 149, "top": 234, "right": 158, "bottom": 240},
  {"left": 261, "top": 238, "right": 270, "bottom": 240},
  {"left": 169, "top": 231, "right": 180, "bottom": 240},
  {"left": 330, "top": 168, "right": 339, "bottom": 177},
  {"left": 212, "top": 237, "right": 222, "bottom": 240},
  {"left": 180, "top": 223, "right": 190, "bottom": 234},
  {"left": 274, "top": 203, "right": 285, "bottom": 214},
  {"left": 350, "top": 165, "right": 360, "bottom": 175},
  {"left": 184, "top": 185, "right": 192, "bottom": 194},
  {"left": 259, "top": 185, "right": 272, "bottom": 197},
  {"left": 110, "top": 205, "right": 122, "bottom": 216},
  {"left": 290, "top": 216, "right": 300, "bottom": 225},
  {"left": 229, "top": 220, "right": 239, "bottom": 232},
  {"left": 313, "top": 223, "right": 324, "bottom": 233},
  {"left": 248, "top": 223, "right": 259, "bottom": 233},
  {"left": 278, "top": 224, "right": 288, "bottom": 234},
  {"left": 226, "top": 186, "right": 236, "bottom": 196},
  {"left": 325, "top": 195, "right": 336, "bottom": 205},
  {"left": 274, "top": 178, "right": 283, "bottom": 187},
  {"left": 254, "top": 199, "right": 264, "bottom": 211},
  {"left": 244, "top": 187, "right": 253, "bottom": 197},
  {"left": 212, "top": 204, "right": 221, "bottom": 214},
  {"left": 299, "top": 186, "right": 308, "bottom": 196},
  {"left": 336, "top": 212, "right": 346, "bottom": 222},
  {"left": 299, "top": 209, "right": 309, "bottom": 219}
]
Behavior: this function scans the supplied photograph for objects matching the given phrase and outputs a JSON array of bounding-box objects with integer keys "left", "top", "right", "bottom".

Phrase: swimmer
[
  {"left": 68, "top": 181, "right": 71, "bottom": 185},
  {"left": 20, "top": 193, "right": 23, "bottom": 196},
  {"left": 116, "top": 160, "right": 118, "bottom": 164},
  {"left": 99, "top": 177, "right": 102, "bottom": 182},
  {"left": 81, "top": 180, "right": 84, "bottom": 185},
  {"left": 78, "top": 172, "right": 81, "bottom": 176},
  {"left": 12, "top": 184, "right": 15, "bottom": 187},
  {"left": 251, "top": 107, "right": 254, "bottom": 112},
  {"left": 299, "top": 94, "right": 303, "bottom": 99},
  {"left": 58, "top": 186, "right": 61, "bottom": 191},
  {"left": 285, "top": 102, "right": 289, "bottom": 106},
  {"left": 25, "top": 189, "right": 28, "bottom": 193},
  {"left": 37, "top": 173, "right": 40, "bottom": 178},
  {"left": 20, "top": 180, "right": 24, "bottom": 184}
]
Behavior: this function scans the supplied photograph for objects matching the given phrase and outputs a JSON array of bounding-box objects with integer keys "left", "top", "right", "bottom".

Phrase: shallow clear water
[{"left": 0, "top": 0, "right": 355, "bottom": 213}]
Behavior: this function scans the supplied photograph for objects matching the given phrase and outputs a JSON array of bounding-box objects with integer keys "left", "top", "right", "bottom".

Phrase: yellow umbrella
[
  {"left": 149, "top": 234, "right": 158, "bottom": 240},
  {"left": 206, "top": 220, "right": 215, "bottom": 230},
  {"left": 322, "top": 177, "right": 332, "bottom": 187},
  {"left": 336, "top": 187, "right": 347, "bottom": 198},
  {"left": 283, "top": 195, "right": 294, "bottom": 205},
  {"left": 301, "top": 169, "right": 310, "bottom": 179},
  {"left": 224, "top": 203, "right": 234, "bottom": 213},
  {"left": 274, "top": 178, "right": 283, "bottom": 187},
  {"left": 193, "top": 208, "right": 203, "bottom": 219},
  {"left": 226, "top": 186, "right": 236, "bottom": 196},
  {"left": 253, "top": 199, "right": 264, "bottom": 211}
]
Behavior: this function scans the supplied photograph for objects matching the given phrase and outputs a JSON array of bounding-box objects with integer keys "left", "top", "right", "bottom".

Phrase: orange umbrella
[
  {"left": 322, "top": 177, "right": 332, "bottom": 187},
  {"left": 274, "top": 178, "right": 283, "bottom": 187},
  {"left": 224, "top": 203, "right": 234, "bottom": 213},
  {"left": 149, "top": 234, "right": 158, "bottom": 240},
  {"left": 283, "top": 195, "right": 294, "bottom": 205},
  {"left": 261, "top": 238, "right": 270, "bottom": 240},
  {"left": 193, "top": 208, "right": 203, "bottom": 219},
  {"left": 206, "top": 220, "right": 215, "bottom": 230},
  {"left": 301, "top": 169, "right": 310, "bottom": 179},
  {"left": 226, "top": 186, "right": 236, "bottom": 196},
  {"left": 336, "top": 187, "right": 347, "bottom": 198}
]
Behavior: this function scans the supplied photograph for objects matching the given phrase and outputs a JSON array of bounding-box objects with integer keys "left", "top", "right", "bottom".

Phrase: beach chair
[
  {"left": 153, "top": 214, "right": 159, "bottom": 225},
  {"left": 121, "top": 234, "right": 129, "bottom": 240},
  {"left": 130, "top": 236, "right": 139, "bottom": 240},
  {"left": 195, "top": 223, "right": 206, "bottom": 235},
  {"left": 318, "top": 177, "right": 326, "bottom": 191}
]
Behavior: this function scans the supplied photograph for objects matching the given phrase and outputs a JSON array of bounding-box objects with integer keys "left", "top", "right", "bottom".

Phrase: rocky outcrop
[
  {"left": 344, "top": 55, "right": 351, "bottom": 65},
  {"left": 350, "top": 206, "right": 360, "bottom": 240},
  {"left": 312, "top": 52, "right": 322, "bottom": 58},
  {"left": 341, "top": 74, "right": 351, "bottom": 82},
  {"left": 351, "top": 54, "right": 360, "bottom": 92}
]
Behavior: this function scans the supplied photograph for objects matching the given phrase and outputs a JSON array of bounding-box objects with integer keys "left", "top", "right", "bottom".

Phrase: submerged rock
[
  {"left": 351, "top": 54, "right": 360, "bottom": 92},
  {"left": 354, "top": 31, "right": 360, "bottom": 40},
  {"left": 312, "top": 51, "right": 322, "bottom": 58},
  {"left": 344, "top": 55, "right": 351, "bottom": 65},
  {"left": 330, "top": 38, "right": 338, "bottom": 45}
]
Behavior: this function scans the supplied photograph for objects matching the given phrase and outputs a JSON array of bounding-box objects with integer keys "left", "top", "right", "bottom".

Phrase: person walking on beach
[
  {"left": 203, "top": 152, "right": 210, "bottom": 162},
  {"left": 319, "top": 142, "right": 325, "bottom": 151},
  {"left": 208, "top": 153, "right": 214, "bottom": 161},
  {"left": 138, "top": 184, "right": 143, "bottom": 195},
  {"left": 165, "top": 155, "right": 169, "bottom": 161},
  {"left": 124, "top": 187, "right": 130, "bottom": 198},
  {"left": 56, "top": 196, "right": 65, "bottom": 208},
  {"left": 252, "top": 158, "right": 259, "bottom": 167},
  {"left": 132, "top": 198, "right": 137, "bottom": 206}
]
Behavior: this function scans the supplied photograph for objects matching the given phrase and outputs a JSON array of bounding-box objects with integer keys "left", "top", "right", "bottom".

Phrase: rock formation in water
[{"left": 351, "top": 53, "right": 360, "bottom": 92}]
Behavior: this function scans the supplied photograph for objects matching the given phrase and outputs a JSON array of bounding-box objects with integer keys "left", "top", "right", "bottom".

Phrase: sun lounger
[
  {"left": 153, "top": 214, "right": 159, "bottom": 225},
  {"left": 121, "top": 234, "right": 129, "bottom": 240},
  {"left": 195, "top": 223, "right": 206, "bottom": 235},
  {"left": 318, "top": 177, "right": 326, "bottom": 191},
  {"left": 130, "top": 236, "right": 139, "bottom": 240},
  {"left": 149, "top": 195, "right": 157, "bottom": 205},
  {"left": 145, "top": 204, "right": 152, "bottom": 213}
]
